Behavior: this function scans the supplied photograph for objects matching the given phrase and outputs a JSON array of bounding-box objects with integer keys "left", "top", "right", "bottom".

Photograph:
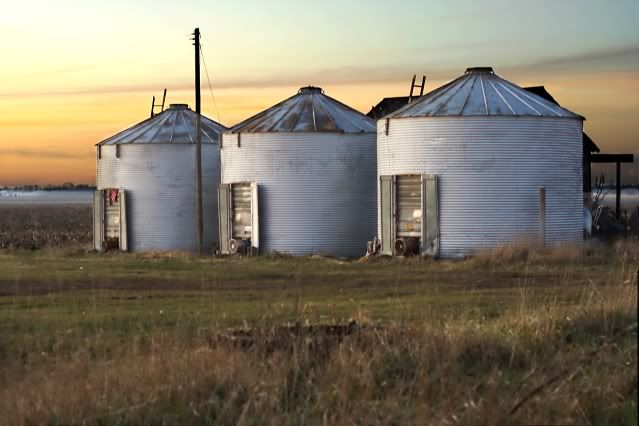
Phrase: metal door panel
[
  {"left": 251, "top": 182, "right": 259, "bottom": 252},
  {"left": 93, "top": 190, "right": 104, "bottom": 251},
  {"left": 119, "top": 189, "right": 128, "bottom": 252},
  {"left": 218, "top": 184, "right": 231, "bottom": 254},
  {"left": 380, "top": 175, "right": 395, "bottom": 255},
  {"left": 422, "top": 175, "right": 439, "bottom": 257}
]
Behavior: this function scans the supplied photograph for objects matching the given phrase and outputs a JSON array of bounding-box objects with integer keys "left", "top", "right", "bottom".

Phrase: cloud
[
  {"left": 401, "top": 41, "right": 496, "bottom": 55},
  {"left": 2, "top": 44, "right": 639, "bottom": 99},
  {"left": 0, "top": 148, "right": 92, "bottom": 160},
  {"left": 0, "top": 83, "right": 164, "bottom": 99},
  {"left": 0, "top": 65, "right": 450, "bottom": 100},
  {"left": 5, "top": 64, "right": 99, "bottom": 81},
  {"left": 504, "top": 45, "right": 639, "bottom": 75}
]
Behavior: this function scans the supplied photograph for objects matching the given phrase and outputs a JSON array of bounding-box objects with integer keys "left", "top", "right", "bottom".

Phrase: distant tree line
[{"left": 1, "top": 183, "right": 96, "bottom": 191}]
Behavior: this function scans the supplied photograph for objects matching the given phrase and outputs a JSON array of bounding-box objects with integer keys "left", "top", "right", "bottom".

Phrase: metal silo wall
[
  {"left": 377, "top": 116, "right": 583, "bottom": 258},
  {"left": 96, "top": 144, "right": 220, "bottom": 252},
  {"left": 221, "top": 132, "right": 376, "bottom": 257}
]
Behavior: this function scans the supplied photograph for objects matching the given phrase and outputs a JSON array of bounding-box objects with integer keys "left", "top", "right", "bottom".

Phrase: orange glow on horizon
[{"left": 1, "top": 72, "right": 638, "bottom": 186}]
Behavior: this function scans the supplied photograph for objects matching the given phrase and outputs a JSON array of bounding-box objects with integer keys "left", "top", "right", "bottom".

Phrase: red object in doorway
[{"left": 108, "top": 189, "right": 119, "bottom": 206}]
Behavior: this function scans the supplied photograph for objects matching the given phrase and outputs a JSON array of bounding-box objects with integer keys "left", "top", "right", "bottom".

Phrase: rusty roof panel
[
  {"left": 386, "top": 68, "right": 583, "bottom": 119},
  {"left": 97, "top": 104, "right": 227, "bottom": 145},
  {"left": 229, "top": 86, "right": 375, "bottom": 133}
]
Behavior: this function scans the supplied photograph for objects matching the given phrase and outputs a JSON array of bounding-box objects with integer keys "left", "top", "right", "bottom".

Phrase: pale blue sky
[{"left": 2, "top": 0, "right": 638, "bottom": 86}]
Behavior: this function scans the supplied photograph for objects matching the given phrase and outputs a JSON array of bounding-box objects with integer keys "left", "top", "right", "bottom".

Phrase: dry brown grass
[
  {"left": 0, "top": 273, "right": 636, "bottom": 425},
  {"left": 470, "top": 238, "right": 639, "bottom": 268}
]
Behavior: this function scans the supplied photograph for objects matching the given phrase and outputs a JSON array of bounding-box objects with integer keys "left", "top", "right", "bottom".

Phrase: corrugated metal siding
[
  {"left": 221, "top": 132, "right": 376, "bottom": 257},
  {"left": 97, "top": 144, "right": 220, "bottom": 252},
  {"left": 377, "top": 116, "right": 583, "bottom": 258}
]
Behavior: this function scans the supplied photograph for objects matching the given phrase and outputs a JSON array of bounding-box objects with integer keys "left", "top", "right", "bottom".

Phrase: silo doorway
[
  {"left": 380, "top": 174, "right": 439, "bottom": 257},
  {"left": 93, "top": 188, "right": 128, "bottom": 251},
  {"left": 218, "top": 182, "right": 259, "bottom": 255}
]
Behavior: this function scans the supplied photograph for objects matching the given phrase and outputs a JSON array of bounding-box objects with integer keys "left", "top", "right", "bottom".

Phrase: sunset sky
[{"left": 0, "top": 0, "right": 638, "bottom": 185}]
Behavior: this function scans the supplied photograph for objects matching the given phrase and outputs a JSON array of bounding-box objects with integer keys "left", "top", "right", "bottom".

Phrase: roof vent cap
[
  {"left": 299, "top": 86, "right": 323, "bottom": 94},
  {"left": 465, "top": 67, "right": 494, "bottom": 74},
  {"left": 168, "top": 103, "right": 189, "bottom": 109}
]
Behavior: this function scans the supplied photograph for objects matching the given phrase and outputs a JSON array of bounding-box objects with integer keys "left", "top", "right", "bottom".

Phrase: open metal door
[
  {"left": 380, "top": 175, "right": 395, "bottom": 255},
  {"left": 218, "top": 183, "right": 231, "bottom": 254},
  {"left": 421, "top": 174, "right": 439, "bottom": 257},
  {"left": 119, "top": 189, "right": 128, "bottom": 251},
  {"left": 93, "top": 190, "right": 104, "bottom": 251},
  {"left": 250, "top": 182, "right": 259, "bottom": 254},
  {"left": 104, "top": 189, "right": 121, "bottom": 250},
  {"left": 396, "top": 175, "right": 422, "bottom": 238}
]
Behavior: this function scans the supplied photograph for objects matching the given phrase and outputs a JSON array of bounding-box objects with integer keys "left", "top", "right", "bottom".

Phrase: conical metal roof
[
  {"left": 97, "top": 104, "right": 227, "bottom": 145},
  {"left": 386, "top": 67, "right": 583, "bottom": 119},
  {"left": 229, "top": 86, "right": 375, "bottom": 133}
]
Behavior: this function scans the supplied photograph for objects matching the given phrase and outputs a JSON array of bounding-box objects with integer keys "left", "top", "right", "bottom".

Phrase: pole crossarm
[
  {"left": 590, "top": 154, "right": 633, "bottom": 163},
  {"left": 589, "top": 153, "right": 633, "bottom": 221}
]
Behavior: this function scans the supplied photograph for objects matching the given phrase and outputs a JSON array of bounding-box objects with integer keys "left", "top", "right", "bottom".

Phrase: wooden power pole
[{"left": 193, "top": 28, "right": 203, "bottom": 255}]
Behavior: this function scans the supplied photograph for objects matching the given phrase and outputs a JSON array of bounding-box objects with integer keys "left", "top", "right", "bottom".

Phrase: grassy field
[{"left": 0, "top": 240, "right": 637, "bottom": 425}]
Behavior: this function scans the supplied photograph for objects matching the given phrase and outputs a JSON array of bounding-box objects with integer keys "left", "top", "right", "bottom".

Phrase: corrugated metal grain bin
[
  {"left": 219, "top": 86, "right": 376, "bottom": 257},
  {"left": 95, "top": 104, "right": 227, "bottom": 252},
  {"left": 377, "top": 67, "right": 584, "bottom": 258}
]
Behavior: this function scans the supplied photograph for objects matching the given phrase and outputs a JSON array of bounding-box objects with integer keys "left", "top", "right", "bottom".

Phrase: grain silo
[
  {"left": 377, "top": 67, "right": 584, "bottom": 258},
  {"left": 219, "top": 86, "right": 376, "bottom": 257},
  {"left": 95, "top": 104, "right": 227, "bottom": 252}
]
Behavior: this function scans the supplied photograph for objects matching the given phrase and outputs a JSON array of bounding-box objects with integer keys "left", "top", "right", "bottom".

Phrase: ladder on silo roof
[
  {"left": 150, "top": 89, "right": 167, "bottom": 118},
  {"left": 408, "top": 75, "right": 426, "bottom": 103}
]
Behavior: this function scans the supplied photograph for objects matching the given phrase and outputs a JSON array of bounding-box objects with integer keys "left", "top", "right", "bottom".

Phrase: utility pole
[{"left": 193, "top": 28, "right": 203, "bottom": 255}]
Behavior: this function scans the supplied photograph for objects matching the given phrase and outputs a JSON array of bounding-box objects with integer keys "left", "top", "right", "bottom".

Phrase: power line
[{"left": 199, "top": 43, "right": 222, "bottom": 124}]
